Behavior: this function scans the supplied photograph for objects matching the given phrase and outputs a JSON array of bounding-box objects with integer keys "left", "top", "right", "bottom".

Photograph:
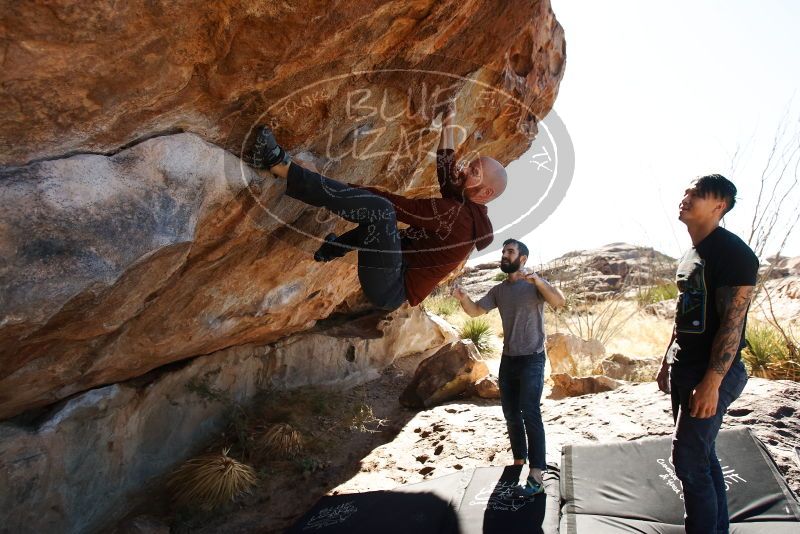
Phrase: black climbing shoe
[
  {"left": 252, "top": 125, "right": 288, "bottom": 169},
  {"left": 314, "top": 233, "right": 349, "bottom": 262}
]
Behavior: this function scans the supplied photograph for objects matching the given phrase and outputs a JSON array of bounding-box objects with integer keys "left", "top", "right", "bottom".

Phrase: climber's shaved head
[{"left": 463, "top": 156, "right": 507, "bottom": 204}]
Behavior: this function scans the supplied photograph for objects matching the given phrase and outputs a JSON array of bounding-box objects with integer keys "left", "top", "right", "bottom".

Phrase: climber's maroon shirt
[{"left": 353, "top": 149, "right": 494, "bottom": 306}]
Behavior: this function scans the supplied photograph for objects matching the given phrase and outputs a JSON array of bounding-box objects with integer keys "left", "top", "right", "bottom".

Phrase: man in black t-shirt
[{"left": 656, "top": 174, "right": 759, "bottom": 534}]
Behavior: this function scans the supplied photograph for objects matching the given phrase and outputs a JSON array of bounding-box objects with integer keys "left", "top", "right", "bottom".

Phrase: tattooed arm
[{"left": 689, "top": 285, "right": 754, "bottom": 418}]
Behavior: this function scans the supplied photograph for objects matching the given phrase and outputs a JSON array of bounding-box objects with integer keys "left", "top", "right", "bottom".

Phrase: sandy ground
[{"left": 146, "top": 349, "right": 799, "bottom": 534}]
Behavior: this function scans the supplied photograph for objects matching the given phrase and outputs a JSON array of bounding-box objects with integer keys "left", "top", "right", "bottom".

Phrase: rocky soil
[{"left": 119, "top": 350, "right": 800, "bottom": 533}]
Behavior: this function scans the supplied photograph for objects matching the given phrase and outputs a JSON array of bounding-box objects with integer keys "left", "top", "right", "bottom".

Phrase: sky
[{"left": 474, "top": 0, "right": 800, "bottom": 266}]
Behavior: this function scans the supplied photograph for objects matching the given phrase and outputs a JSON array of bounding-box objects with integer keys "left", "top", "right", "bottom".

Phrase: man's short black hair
[
  {"left": 693, "top": 174, "right": 737, "bottom": 215},
  {"left": 503, "top": 238, "right": 529, "bottom": 258}
]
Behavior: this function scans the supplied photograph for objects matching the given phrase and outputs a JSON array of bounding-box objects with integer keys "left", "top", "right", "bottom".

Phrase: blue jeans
[
  {"left": 286, "top": 163, "right": 406, "bottom": 311},
  {"left": 498, "top": 352, "right": 546, "bottom": 469},
  {"left": 670, "top": 360, "right": 748, "bottom": 534}
]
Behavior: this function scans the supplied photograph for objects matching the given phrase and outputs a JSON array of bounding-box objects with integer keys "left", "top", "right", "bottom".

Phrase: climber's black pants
[{"left": 285, "top": 162, "right": 406, "bottom": 311}]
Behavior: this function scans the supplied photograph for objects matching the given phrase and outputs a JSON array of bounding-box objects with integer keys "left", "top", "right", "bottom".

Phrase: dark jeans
[
  {"left": 498, "top": 352, "right": 546, "bottom": 470},
  {"left": 286, "top": 163, "right": 406, "bottom": 311},
  {"left": 670, "top": 360, "right": 748, "bottom": 534}
]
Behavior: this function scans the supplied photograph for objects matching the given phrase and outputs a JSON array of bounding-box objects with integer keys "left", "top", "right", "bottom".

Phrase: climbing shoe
[
  {"left": 314, "top": 233, "right": 349, "bottom": 262},
  {"left": 516, "top": 475, "right": 545, "bottom": 498},
  {"left": 251, "top": 125, "right": 289, "bottom": 169}
]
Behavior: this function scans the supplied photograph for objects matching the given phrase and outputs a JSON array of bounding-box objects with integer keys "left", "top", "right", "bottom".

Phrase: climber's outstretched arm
[{"left": 438, "top": 101, "right": 457, "bottom": 151}]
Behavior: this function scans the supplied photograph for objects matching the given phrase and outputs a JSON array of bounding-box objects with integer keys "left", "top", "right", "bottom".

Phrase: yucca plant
[
  {"left": 743, "top": 321, "right": 799, "bottom": 380},
  {"left": 168, "top": 448, "right": 257, "bottom": 510},
  {"left": 636, "top": 282, "right": 678, "bottom": 306},
  {"left": 460, "top": 317, "right": 495, "bottom": 355},
  {"left": 256, "top": 422, "right": 303, "bottom": 458}
]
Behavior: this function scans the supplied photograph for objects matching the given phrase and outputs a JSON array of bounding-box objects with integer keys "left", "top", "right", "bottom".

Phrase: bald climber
[{"left": 251, "top": 105, "right": 507, "bottom": 311}]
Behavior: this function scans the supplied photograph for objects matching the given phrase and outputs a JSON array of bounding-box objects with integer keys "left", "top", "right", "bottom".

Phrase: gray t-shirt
[{"left": 477, "top": 278, "right": 545, "bottom": 356}]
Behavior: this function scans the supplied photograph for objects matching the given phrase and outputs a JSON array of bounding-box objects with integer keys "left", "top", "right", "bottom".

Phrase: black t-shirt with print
[{"left": 672, "top": 226, "right": 759, "bottom": 373}]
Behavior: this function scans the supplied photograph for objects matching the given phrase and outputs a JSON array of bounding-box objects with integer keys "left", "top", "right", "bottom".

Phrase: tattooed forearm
[
  {"left": 710, "top": 352, "right": 733, "bottom": 374},
  {"left": 708, "top": 286, "right": 754, "bottom": 377},
  {"left": 715, "top": 286, "right": 734, "bottom": 316}
]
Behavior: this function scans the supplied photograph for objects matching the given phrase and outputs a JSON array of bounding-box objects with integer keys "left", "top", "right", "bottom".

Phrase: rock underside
[
  {"left": 0, "top": 2, "right": 567, "bottom": 532},
  {"left": 0, "top": 0, "right": 565, "bottom": 420}
]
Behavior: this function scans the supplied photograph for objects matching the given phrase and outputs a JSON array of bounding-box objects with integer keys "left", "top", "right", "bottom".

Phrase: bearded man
[{"left": 453, "top": 238, "right": 565, "bottom": 496}]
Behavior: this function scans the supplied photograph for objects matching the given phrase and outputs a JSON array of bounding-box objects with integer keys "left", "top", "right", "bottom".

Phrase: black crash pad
[
  {"left": 458, "top": 465, "right": 560, "bottom": 534},
  {"left": 288, "top": 464, "right": 560, "bottom": 533},
  {"left": 560, "top": 427, "right": 800, "bottom": 533}
]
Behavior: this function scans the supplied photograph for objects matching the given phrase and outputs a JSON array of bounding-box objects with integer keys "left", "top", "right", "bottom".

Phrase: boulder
[
  {"left": 545, "top": 332, "right": 606, "bottom": 376},
  {"left": 592, "top": 353, "right": 661, "bottom": 382},
  {"left": 761, "top": 255, "right": 800, "bottom": 279},
  {"left": 0, "top": 0, "right": 566, "bottom": 421},
  {"left": 644, "top": 298, "right": 677, "bottom": 319},
  {"left": 588, "top": 256, "right": 630, "bottom": 278},
  {"left": 580, "top": 273, "right": 624, "bottom": 291},
  {"left": 549, "top": 373, "right": 623, "bottom": 399},
  {"left": 1, "top": 1, "right": 567, "bottom": 168},
  {"left": 752, "top": 277, "right": 800, "bottom": 323},
  {"left": 400, "top": 340, "right": 489, "bottom": 408},
  {"left": 470, "top": 374, "right": 501, "bottom": 399}
]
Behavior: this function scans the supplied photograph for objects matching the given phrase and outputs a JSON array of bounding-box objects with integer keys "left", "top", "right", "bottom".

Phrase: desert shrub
[
  {"left": 492, "top": 272, "right": 508, "bottom": 281},
  {"left": 168, "top": 448, "right": 257, "bottom": 510},
  {"left": 743, "top": 322, "right": 799, "bottom": 380},
  {"left": 422, "top": 294, "right": 460, "bottom": 317},
  {"left": 349, "top": 402, "right": 386, "bottom": 433},
  {"left": 636, "top": 282, "right": 678, "bottom": 306},
  {"left": 255, "top": 423, "right": 303, "bottom": 459},
  {"left": 460, "top": 317, "right": 495, "bottom": 355},
  {"left": 555, "top": 296, "right": 637, "bottom": 347}
]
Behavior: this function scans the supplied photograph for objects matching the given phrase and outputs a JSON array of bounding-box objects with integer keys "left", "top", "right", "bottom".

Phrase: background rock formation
[
  {"left": 461, "top": 242, "right": 677, "bottom": 300},
  {"left": 0, "top": 0, "right": 566, "bottom": 420}
]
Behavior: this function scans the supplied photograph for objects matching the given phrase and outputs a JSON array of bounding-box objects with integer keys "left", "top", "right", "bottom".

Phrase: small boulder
[
  {"left": 400, "top": 340, "right": 489, "bottom": 408},
  {"left": 546, "top": 333, "right": 606, "bottom": 376},
  {"left": 593, "top": 353, "right": 660, "bottom": 381},
  {"left": 550, "top": 373, "right": 622, "bottom": 399},
  {"left": 643, "top": 299, "right": 677, "bottom": 320},
  {"left": 470, "top": 375, "right": 501, "bottom": 399}
]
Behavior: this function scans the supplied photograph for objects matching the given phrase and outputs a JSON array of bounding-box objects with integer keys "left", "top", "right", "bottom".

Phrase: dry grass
[
  {"left": 636, "top": 282, "right": 679, "bottom": 306},
  {"left": 421, "top": 294, "right": 460, "bottom": 317},
  {"left": 603, "top": 302, "right": 673, "bottom": 357},
  {"left": 439, "top": 298, "right": 672, "bottom": 364},
  {"left": 168, "top": 448, "right": 257, "bottom": 510},
  {"left": 255, "top": 423, "right": 303, "bottom": 459}
]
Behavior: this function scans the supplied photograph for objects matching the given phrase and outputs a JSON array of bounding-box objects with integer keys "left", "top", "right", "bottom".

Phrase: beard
[
  {"left": 463, "top": 183, "right": 483, "bottom": 199},
  {"left": 500, "top": 257, "right": 521, "bottom": 273}
]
